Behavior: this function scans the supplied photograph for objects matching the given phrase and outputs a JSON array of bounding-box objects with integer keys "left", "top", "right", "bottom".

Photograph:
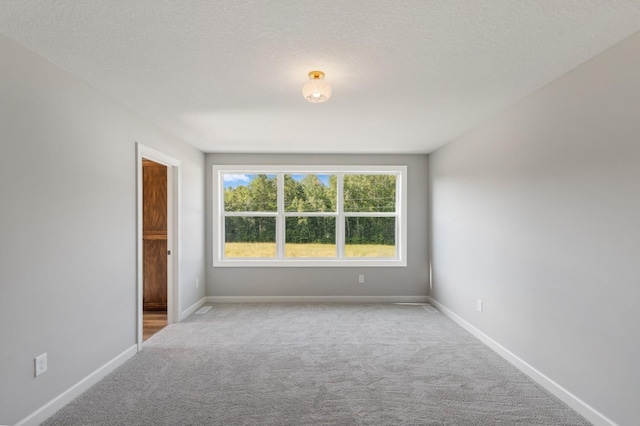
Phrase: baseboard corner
[{"left": 180, "top": 296, "right": 208, "bottom": 320}]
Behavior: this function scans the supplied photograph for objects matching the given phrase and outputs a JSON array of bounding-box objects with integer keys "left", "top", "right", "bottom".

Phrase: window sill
[{"left": 213, "top": 259, "right": 407, "bottom": 268}]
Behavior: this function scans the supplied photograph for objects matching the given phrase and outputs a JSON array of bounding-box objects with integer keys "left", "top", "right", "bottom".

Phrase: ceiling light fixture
[{"left": 302, "top": 71, "right": 332, "bottom": 103}]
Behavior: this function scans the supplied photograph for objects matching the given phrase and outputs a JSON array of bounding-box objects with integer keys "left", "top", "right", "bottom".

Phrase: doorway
[
  {"left": 136, "top": 143, "right": 181, "bottom": 351},
  {"left": 142, "top": 159, "right": 168, "bottom": 340}
]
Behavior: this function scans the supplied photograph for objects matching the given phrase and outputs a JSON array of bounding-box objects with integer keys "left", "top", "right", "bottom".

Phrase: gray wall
[
  {"left": 206, "top": 154, "right": 429, "bottom": 298},
  {"left": 0, "top": 35, "right": 205, "bottom": 425},
  {"left": 429, "top": 32, "right": 640, "bottom": 425}
]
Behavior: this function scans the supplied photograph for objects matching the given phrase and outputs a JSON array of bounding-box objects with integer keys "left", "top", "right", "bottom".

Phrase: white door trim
[{"left": 136, "top": 143, "right": 181, "bottom": 352}]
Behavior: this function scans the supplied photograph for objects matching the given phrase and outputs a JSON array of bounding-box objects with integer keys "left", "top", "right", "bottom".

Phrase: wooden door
[{"left": 143, "top": 159, "right": 167, "bottom": 311}]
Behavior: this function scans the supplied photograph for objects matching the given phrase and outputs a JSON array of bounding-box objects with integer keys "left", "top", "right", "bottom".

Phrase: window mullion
[
  {"left": 277, "top": 172, "right": 285, "bottom": 259},
  {"left": 224, "top": 211, "right": 278, "bottom": 217},
  {"left": 337, "top": 173, "right": 345, "bottom": 259},
  {"left": 395, "top": 171, "right": 401, "bottom": 260},
  {"left": 284, "top": 212, "right": 337, "bottom": 217},
  {"left": 343, "top": 212, "right": 396, "bottom": 217}
]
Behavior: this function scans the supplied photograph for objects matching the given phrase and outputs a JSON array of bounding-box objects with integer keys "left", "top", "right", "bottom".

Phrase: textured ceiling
[{"left": 1, "top": 1, "right": 640, "bottom": 153}]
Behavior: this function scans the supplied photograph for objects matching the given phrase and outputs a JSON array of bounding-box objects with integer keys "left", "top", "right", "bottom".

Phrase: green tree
[
  {"left": 224, "top": 173, "right": 396, "bottom": 245},
  {"left": 344, "top": 174, "right": 396, "bottom": 212},
  {"left": 225, "top": 174, "right": 277, "bottom": 212}
]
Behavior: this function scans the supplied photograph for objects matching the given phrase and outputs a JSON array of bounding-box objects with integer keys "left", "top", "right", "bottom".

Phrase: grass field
[{"left": 225, "top": 242, "right": 396, "bottom": 258}]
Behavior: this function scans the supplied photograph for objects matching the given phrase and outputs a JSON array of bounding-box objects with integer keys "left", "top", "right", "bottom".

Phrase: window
[{"left": 213, "top": 165, "right": 407, "bottom": 267}]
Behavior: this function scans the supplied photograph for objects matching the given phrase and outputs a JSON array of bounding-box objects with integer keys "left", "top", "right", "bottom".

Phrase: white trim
[
  {"left": 398, "top": 166, "right": 408, "bottom": 263},
  {"left": 166, "top": 165, "right": 178, "bottom": 326},
  {"left": 215, "top": 259, "right": 404, "bottom": 268},
  {"left": 206, "top": 295, "right": 428, "bottom": 304},
  {"left": 276, "top": 172, "right": 285, "bottom": 259},
  {"left": 180, "top": 297, "right": 208, "bottom": 321},
  {"left": 136, "top": 143, "right": 181, "bottom": 352},
  {"left": 213, "top": 165, "right": 407, "bottom": 268},
  {"left": 336, "top": 173, "right": 345, "bottom": 259},
  {"left": 138, "top": 144, "right": 182, "bottom": 168},
  {"left": 215, "top": 165, "right": 404, "bottom": 173},
  {"left": 224, "top": 211, "right": 278, "bottom": 217},
  {"left": 342, "top": 212, "right": 397, "bottom": 217},
  {"left": 427, "top": 297, "right": 618, "bottom": 426},
  {"left": 15, "top": 345, "right": 137, "bottom": 426}
]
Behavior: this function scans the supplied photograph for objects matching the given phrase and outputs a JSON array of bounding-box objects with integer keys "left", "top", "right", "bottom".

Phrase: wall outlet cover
[{"left": 35, "top": 353, "right": 47, "bottom": 377}]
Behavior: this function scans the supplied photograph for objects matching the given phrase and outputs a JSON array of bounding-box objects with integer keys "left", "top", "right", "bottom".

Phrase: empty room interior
[{"left": 1, "top": 2, "right": 639, "bottom": 426}]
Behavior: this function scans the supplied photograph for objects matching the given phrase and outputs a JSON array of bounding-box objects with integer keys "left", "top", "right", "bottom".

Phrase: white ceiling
[{"left": 1, "top": 1, "right": 640, "bottom": 154}]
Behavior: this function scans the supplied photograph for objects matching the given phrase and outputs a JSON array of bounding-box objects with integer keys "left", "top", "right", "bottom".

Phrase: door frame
[{"left": 136, "top": 142, "right": 181, "bottom": 352}]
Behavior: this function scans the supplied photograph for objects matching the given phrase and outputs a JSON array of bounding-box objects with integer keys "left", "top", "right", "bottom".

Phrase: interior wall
[
  {"left": 429, "top": 31, "right": 640, "bottom": 425},
  {"left": 206, "top": 153, "right": 429, "bottom": 299},
  {"left": 0, "top": 34, "right": 205, "bottom": 425}
]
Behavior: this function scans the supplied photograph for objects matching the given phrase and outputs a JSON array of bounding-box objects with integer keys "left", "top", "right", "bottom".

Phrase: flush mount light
[{"left": 302, "top": 70, "right": 332, "bottom": 103}]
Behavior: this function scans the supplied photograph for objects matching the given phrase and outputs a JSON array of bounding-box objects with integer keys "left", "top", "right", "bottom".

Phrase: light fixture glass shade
[{"left": 302, "top": 71, "right": 332, "bottom": 103}]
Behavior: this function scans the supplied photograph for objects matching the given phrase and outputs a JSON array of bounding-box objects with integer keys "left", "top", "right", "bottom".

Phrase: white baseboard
[
  {"left": 427, "top": 297, "right": 617, "bottom": 426},
  {"left": 15, "top": 345, "right": 137, "bottom": 426},
  {"left": 206, "top": 295, "right": 429, "bottom": 304},
  {"left": 180, "top": 296, "right": 207, "bottom": 320}
]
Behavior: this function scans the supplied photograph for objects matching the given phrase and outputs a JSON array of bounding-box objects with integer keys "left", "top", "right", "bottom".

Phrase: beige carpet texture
[{"left": 43, "top": 303, "right": 591, "bottom": 425}]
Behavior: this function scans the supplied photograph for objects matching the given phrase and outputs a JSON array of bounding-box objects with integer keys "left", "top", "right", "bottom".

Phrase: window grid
[{"left": 214, "top": 165, "right": 407, "bottom": 267}]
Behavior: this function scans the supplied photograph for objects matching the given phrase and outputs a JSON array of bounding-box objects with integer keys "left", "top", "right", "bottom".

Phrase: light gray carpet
[{"left": 44, "top": 303, "right": 591, "bottom": 425}]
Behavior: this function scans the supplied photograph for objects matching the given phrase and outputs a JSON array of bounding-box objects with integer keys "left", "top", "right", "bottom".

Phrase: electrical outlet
[
  {"left": 35, "top": 353, "right": 47, "bottom": 377},
  {"left": 477, "top": 299, "right": 483, "bottom": 312},
  {"left": 358, "top": 274, "right": 365, "bottom": 283},
  {"left": 196, "top": 278, "right": 199, "bottom": 288}
]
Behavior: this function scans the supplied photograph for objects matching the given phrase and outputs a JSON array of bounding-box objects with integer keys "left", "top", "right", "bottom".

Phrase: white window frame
[{"left": 212, "top": 165, "right": 407, "bottom": 267}]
